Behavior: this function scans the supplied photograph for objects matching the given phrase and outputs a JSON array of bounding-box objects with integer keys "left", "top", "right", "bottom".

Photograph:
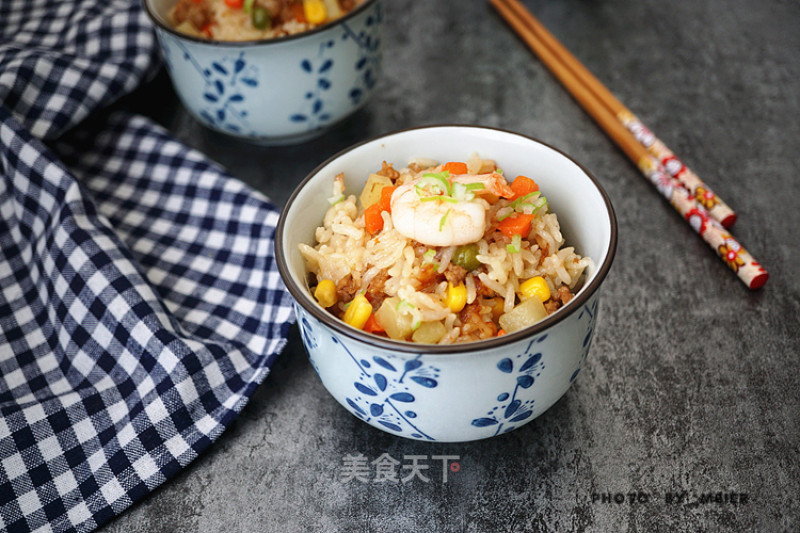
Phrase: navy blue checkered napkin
[{"left": 1, "top": 1, "right": 295, "bottom": 532}]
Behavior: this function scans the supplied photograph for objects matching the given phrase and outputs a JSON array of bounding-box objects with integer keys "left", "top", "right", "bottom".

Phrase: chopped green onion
[
  {"left": 451, "top": 181, "right": 485, "bottom": 202},
  {"left": 422, "top": 171, "right": 451, "bottom": 180},
  {"left": 509, "top": 192, "right": 539, "bottom": 210},
  {"left": 420, "top": 195, "right": 457, "bottom": 203},
  {"left": 505, "top": 191, "right": 548, "bottom": 216},
  {"left": 396, "top": 299, "right": 416, "bottom": 312},
  {"left": 439, "top": 209, "right": 452, "bottom": 231},
  {"left": 415, "top": 179, "right": 446, "bottom": 195},
  {"left": 537, "top": 195, "right": 549, "bottom": 213},
  {"left": 417, "top": 172, "right": 453, "bottom": 197},
  {"left": 506, "top": 234, "right": 522, "bottom": 254},
  {"left": 452, "top": 182, "right": 465, "bottom": 200},
  {"left": 451, "top": 182, "right": 471, "bottom": 202},
  {"left": 496, "top": 168, "right": 504, "bottom": 175},
  {"left": 422, "top": 249, "right": 440, "bottom": 268},
  {"left": 244, "top": 0, "right": 255, "bottom": 12},
  {"left": 518, "top": 196, "right": 548, "bottom": 215},
  {"left": 328, "top": 193, "right": 345, "bottom": 205},
  {"left": 496, "top": 206, "right": 514, "bottom": 221}
]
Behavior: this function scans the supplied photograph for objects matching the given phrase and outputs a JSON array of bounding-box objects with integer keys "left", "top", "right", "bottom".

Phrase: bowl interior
[{"left": 279, "top": 126, "right": 616, "bottom": 348}]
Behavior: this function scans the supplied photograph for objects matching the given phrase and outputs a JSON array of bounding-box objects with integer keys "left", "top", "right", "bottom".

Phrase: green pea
[
  {"left": 452, "top": 243, "right": 481, "bottom": 271},
  {"left": 252, "top": 7, "right": 271, "bottom": 30}
]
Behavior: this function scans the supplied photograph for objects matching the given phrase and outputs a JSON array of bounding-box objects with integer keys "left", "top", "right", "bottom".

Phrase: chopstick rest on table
[{"left": 489, "top": 0, "right": 768, "bottom": 289}]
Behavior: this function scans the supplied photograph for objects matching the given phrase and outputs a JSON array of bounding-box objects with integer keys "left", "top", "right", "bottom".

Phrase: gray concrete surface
[{"left": 102, "top": 0, "right": 800, "bottom": 531}]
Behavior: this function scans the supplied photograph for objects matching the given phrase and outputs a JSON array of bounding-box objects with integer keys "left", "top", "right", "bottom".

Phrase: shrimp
[{"left": 390, "top": 172, "right": 513, "bottom": 247}]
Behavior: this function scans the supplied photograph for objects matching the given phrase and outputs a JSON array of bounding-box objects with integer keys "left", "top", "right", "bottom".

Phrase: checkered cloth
[{"left": 1, "top": 2, "right": 295, "bottom": 532}]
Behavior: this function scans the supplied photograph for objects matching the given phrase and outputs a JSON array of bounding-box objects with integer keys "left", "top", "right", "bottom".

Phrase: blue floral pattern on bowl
[
  {"left": 570, "top": 297, "right": 598, "bottom": 383},
  {"left": 341, "top": 5, "right": 382, "bottom": 105},
  {"left": 295, "top": 294, "right": 599, "bottom": 442},
  {"left": 468, "top": 299, "right": 598, "bottom": 437},
  {"left": 337, "top": 339, "right": 439, "bottom": 440},
  {"left": 162, "top": 42, "right": 261, "bottom": 136},
  {"left": 291, "top": 46, "right": 336, "bottom": 127},
  {"left": 470, "top": 335, "right": 548, "bottom": 435},
  {"left": 151, "top": 0, "right": 383, "bottom": 143},
  {"left": 290, "top": 3, "right": 382, "bottom": 129},
  {"left": 298, "top": 311, "right": 438, "bottom": 439}
]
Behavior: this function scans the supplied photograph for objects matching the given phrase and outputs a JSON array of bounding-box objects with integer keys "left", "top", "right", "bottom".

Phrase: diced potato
[
  {"left": 359, "top": 173, "right": 393, "bottom": 209},
  {"left": 478, "top": 158, "right": 497, "bottom": 174},
  {"left": 374, "top": 297, "right": 415, "bottom": 340},
  {"left": 175, "top": 20, "right": 202, "bottom": 38},
  {"left": 407, "top": 157, "right": 439, "bottom": 170},
  {"left": 411, "top": 320, "right": 447, "bottom": 344},
  {"left": 322, "top": 0, "right": 343, "bottom": 19},
  {"left": 466, "top": 152, "right": 497, "bottom": 174},
  {"left": 498, "top": 297, "right": 548, "bottom": 333}
]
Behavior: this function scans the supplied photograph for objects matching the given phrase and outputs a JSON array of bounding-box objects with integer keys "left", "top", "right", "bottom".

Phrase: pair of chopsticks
[{"left": 490, "top": 0, "right": 768, "bottom": 289}]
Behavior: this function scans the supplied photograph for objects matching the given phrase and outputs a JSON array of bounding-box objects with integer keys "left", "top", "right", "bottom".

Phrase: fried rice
[
  {"left": 170, "top": 0, "right": 365, "bottom": 41},
  {"left": 299, "top": 153, "right": 592, "bottom": 344}
]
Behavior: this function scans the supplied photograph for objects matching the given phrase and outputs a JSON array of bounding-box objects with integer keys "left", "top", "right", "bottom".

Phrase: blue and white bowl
[
  {"left": 276, "top": 126, "right": 618, "bottom": 442},
  {"left": 143, "top": 0, "right": 382, "bottom": 144}
]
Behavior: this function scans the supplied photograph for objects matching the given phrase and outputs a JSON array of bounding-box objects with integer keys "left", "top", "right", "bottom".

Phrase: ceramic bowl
[
  {"left": 142, "top": 0, "right": 382, "bottom": 144},
  {"left": 276, "top": 125, "right": 617, "bottom": 442}
]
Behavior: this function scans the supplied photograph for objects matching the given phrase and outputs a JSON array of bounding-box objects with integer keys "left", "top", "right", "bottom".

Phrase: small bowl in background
[
  {"left": 142, "top": 0, "right": 382, "bottom": 144},
  {"left": 276, "top": 125, "right": 617, "bottom": 442}
]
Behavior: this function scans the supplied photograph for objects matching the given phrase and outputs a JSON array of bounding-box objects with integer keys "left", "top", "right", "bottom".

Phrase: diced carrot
[
  {"left": 201, "top": 23, "right": 214, "bottom": 38},
  {"left": 497, "top": 328, "right": 506, "bottom": 336},
  {"left": 224, "top": 0, "right": 244, "bottom": 7},
  {"left": 378, "top": 186, "right": 396, "bottom": 212},
  {"left": 364, "top": 203, "right": 385, "bottom": 234},
  {"left": 509, "top": 175, "right": 539, "bottom": 200},
  {"left": 498, "top": 213, "right": 534, "bottom": 238},
  {"left": 443, "top": 162, "right": 468, "bottom": 175},
  {"left": 291, "top": 3, "right": 307, "bottom": 22},
  {"left": 364, "top": 313, "right": 385, "bottom": 334}
]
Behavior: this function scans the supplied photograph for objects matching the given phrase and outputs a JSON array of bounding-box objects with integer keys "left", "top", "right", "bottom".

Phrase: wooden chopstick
[
  {"left": 495, "top": 0, "right": 737, "bottom": 229},
  {"left": 490, "top": 0, "right": 768, "bottom": 289}
]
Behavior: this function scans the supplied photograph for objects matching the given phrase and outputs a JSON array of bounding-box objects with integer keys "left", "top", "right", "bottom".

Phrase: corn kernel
[
  {"left": 445, "top": 282, "right": 468, "bottom": 312},
  {"left": 343, "top": 293, "right": 372, "bottom": 330},
  {"left": 303, "top": 0, "right": 327, "bottom": 24},
  {"left": 519, "top": 276, "right": 551, "bottom": 302},
  {"left": 314, "top": 279, "right": 337, "bottom": 308}
]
